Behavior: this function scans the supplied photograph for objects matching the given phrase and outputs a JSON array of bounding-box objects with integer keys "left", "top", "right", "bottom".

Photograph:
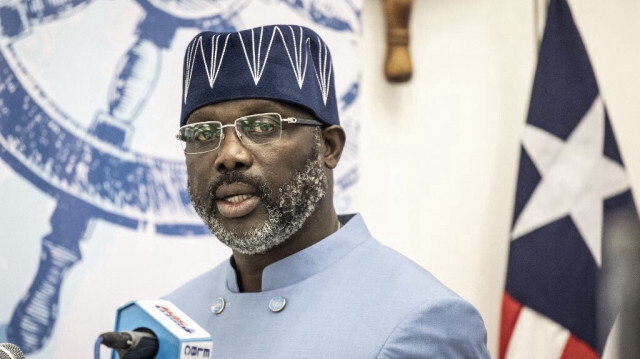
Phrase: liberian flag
[{"left": 499, "top": 0, "right": 640, "bottom": 358}]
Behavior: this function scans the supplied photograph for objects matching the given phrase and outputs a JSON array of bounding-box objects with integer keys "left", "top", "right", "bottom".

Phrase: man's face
[{"left": 185, "top": 99, "right": 328, "bottom": 255}]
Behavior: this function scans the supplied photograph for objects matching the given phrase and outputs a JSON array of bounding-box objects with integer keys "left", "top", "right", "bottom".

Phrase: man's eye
[
  {"left": 246, "top": 120, "right": 276, "bottom": 133},
  {"left": 191, "top": 127, "right": 219, "bottom": 142},
  {"left": 196, "top": 131, "right": 211, "bottom": 141}
]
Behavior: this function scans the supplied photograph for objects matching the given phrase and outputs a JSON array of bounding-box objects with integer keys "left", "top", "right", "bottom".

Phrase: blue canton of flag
[{"left": 499, "top": 0, "right": 640, "bottom": 358}]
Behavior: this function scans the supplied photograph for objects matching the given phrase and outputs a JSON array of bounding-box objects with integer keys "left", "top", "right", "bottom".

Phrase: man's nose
[{"left": 214, "top": 127, "right": 252, "bottom": 172}]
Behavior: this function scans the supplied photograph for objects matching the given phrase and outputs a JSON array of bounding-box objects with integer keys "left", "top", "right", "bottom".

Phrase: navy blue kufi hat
[{"left": 180, "top": 25, "right": 340, "bottom": 127}]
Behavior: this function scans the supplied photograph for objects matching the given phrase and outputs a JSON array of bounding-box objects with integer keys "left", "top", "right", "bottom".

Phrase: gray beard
[{"left": 188, "top": 138, "right": 327, "bottom": 255}]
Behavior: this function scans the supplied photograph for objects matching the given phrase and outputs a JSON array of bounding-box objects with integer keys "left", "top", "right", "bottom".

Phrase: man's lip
[
  {"left": 216, "top": 195, "right": 260, "bottom": 218},
  {"left": 215, "top": 182, "right": 257, "bottom": 199}
]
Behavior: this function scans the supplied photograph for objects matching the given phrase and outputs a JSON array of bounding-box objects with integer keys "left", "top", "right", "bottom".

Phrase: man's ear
[{"left": 320, "top": 125, "right": 346, "bottom": 169}]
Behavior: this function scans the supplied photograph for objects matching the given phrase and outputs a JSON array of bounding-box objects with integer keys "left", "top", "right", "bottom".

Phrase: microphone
[
  {"left": 99, "top": 330, "right": 158, "bottom": 359},
  {"left": 101, "top": 300, "right": 212, "bottom": 359},
  {"left": 0, "top": 343, "right": 25, "bottom": 359}
]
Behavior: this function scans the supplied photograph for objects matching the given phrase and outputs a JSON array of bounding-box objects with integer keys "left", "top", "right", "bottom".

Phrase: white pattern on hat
[
  {"left": 239, "top": 26, "right": 278, "bottom": 85},
  {"left": 311, "top": 36, "right": 332, "bottom": 105},
  {"left": 183, "top": 37, "right": 199, "bottom": 104},
  {"left": 275, "top": 26, "right": 309, "bottom": 89},
  {"left": 183, "top": 34, "right": 230, "bottom": 104}
]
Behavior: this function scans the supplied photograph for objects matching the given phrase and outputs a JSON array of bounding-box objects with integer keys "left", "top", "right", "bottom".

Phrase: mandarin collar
[{"left": 224, "top": 214, "right": 370, "bottom": 292}]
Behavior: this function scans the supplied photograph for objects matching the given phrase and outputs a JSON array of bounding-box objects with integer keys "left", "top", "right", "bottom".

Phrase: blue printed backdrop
[{"left": 0, "top": 0, "right": 362, "bottom": 357}]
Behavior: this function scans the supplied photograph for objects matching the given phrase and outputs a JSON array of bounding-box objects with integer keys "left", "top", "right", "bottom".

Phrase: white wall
[{"left": 358, "top": 0, "right": 640, "bottom": 356}]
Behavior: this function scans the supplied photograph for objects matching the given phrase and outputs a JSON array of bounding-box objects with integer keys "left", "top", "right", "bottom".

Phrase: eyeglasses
[{"left": 176, "top": 113, "right": 324, "bottom": 154}]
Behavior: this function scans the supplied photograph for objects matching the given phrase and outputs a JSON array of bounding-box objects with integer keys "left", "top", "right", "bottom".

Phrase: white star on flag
[{"left": 511, "top": 95, "right": 629, "bottom": 266}]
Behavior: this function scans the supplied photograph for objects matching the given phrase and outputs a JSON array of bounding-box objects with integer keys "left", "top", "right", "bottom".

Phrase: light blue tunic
[{"left": 165, "top": 214, "right": 490, "bottom": 358}]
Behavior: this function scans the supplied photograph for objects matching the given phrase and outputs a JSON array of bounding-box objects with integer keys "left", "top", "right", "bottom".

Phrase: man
[{"left": 167, "top": 25, "right": 490, "bottom": 358}]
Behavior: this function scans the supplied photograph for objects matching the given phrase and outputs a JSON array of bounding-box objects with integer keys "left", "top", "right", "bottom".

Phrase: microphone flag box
[{"left": 113, "top": 299, "right": 213, "bottom": 359}]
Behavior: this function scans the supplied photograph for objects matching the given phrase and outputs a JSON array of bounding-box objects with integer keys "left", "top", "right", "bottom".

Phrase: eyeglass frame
[{"left": 176, "top": 112, "right": 325, "bottom": 155}]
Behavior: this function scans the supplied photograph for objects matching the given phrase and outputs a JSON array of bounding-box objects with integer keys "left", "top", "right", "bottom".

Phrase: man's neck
[{"left": 231, "top": 209, "right": 341, "bottom": 292}]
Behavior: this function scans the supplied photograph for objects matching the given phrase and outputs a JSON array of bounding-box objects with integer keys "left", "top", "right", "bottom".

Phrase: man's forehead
[{"left": 187, "top": 99, "right": 313, "bottom": 124}]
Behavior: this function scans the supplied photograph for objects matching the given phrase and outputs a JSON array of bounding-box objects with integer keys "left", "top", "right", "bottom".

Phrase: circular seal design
[{"left": 0, "top": 0, "right": 361, "bottom": 354}]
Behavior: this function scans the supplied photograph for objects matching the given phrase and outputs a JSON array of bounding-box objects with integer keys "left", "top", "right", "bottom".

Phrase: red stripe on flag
[
  {"left": 499, "top": 292, "right": 522, "bottom": 359},
  {"left": 560, "top": 334, "right": 599, "bottom": 359}
]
